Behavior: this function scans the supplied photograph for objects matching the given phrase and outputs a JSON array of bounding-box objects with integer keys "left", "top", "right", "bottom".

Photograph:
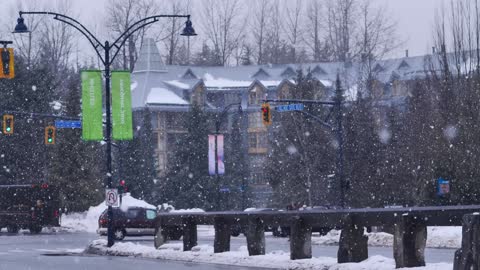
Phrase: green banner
[
  {"left": 111, "top": 71, "right": 133, "bottom": 140},
  {"left": 81, "top": 70, "right": 103, "bottom": 141}
]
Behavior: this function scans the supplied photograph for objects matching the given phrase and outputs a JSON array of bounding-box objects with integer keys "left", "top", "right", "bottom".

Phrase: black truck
[{"left": 0, "top": 184, "right": 60, "bottom": 234}]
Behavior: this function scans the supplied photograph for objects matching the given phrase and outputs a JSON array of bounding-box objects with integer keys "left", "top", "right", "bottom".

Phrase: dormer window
[
  {"left": 397, "top": 60, "right": 410, "bottom": 70},
  {"left": 373, "top": 63, "right": 384, "bottom": 73},
  {"left": 249, "top": 85, "right": 265, "bottom": 105},
  {"left": 252, "top": 68, "right": 270, "bottom": 80},
  {"left": 311, "top": 65, "right": 327, "bottom": 76},
  {"left": 182, "top": 69, "right": 198, "bottom": 79},
  {"left": 281, "top": 67, "right": 296, "bottom": 79}
]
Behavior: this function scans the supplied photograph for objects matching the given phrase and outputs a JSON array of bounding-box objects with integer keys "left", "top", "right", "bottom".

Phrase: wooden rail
[{"left": 154, "top": 205, "right": 480, "bottom": 268}]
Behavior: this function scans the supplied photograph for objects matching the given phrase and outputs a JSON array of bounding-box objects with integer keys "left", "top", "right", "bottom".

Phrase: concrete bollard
[
  {"left": 182, "top": 217, "right": 197, "bottom": 251},
  {"left": 290, "top": 216, "right": 312, "bottom": 260},
  {"left": 453, "top": 214, "right": 480, "bottom": 270},
  {"left": 393, "top": 215, "right": 427, "bottom": 268},
  {"left": 214, "top": 216, "right": 231, "bottom": 253},
  {"left": 246, "top": 217, "right": 265, "bottom": 256},
  {"left": 337, "top": 215, "right": 368, "bottom": 263}
]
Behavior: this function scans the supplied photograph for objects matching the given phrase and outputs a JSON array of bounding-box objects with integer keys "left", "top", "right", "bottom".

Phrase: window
[
  {"left": 146, "top": 209, "right": 156, "bottom": 220},
  {"left": 248, "top": 132, "right": 267, "bottom": 152},
  {"left": 249, "top": 86, "right": 264, "bottom": 105},
  {"left": 126, "top": 209, "right": 141, "bottom": 219}
]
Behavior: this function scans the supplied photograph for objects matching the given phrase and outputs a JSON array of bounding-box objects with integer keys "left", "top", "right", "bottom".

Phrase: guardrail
[{"left": 154, "top": 205, "right": 480, "bottom": 269}]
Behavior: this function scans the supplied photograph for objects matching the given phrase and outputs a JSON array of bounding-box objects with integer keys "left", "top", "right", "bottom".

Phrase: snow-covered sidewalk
[{"left": 84, "top": 239, "right": 451, "bottom": 270}]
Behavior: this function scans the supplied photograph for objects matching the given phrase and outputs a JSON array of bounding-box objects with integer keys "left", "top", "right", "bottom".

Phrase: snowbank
[
  {"left": 61, "top": 193, "right": 155, "bottom": 233},
  {"left": 85, "top": 239, "right": 451, "bottom": 270},
  {"left": 312, "top": 227, "right": 462, "bottom": 249}
]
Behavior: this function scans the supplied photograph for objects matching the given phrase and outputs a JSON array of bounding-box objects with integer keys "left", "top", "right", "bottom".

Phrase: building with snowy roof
[{"left": 131, "top": 38, "right": 458, "bottom": 207}]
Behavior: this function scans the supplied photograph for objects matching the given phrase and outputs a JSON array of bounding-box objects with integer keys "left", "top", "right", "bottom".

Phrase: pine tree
[
  {"left": 159, "top": 105, "right": 216, "bottom": 210},
  {"left": 118, "top": 109, "right": 156, "bottom": 202},
  {"left": 48, "top": 74, "right": 103, "bottom": 212}
]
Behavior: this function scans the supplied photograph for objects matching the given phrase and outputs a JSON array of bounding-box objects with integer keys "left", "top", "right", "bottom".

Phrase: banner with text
[
  {"left": 208, "top": 135, "right": 216, "bottom": 175},
  {"left": 111, "top": 71, "right": 133, "bottom": 140},
  {"left": 81, "top": 70, "right": 103, "bottom": 141}
]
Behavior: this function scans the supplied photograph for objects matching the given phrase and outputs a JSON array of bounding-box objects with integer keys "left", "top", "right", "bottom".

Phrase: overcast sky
[{"left": 0, "top": 0, "right": 446, "bottom": 60}]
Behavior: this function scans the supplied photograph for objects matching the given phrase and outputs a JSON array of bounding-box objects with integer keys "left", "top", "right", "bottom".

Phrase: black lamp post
[{"left": 14, "top": 11, "right": 196, "bottom": 247}]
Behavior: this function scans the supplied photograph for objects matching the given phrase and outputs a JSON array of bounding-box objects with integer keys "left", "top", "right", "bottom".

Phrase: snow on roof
[
  {"left": 165, "top": 80, "right": 190, "bottom": 89},
  {"left": 146, "top": 87, "right": 188, "bottom": 105},
  {"left": 319, "top": 80, "right": 333, "bottom": 87}
]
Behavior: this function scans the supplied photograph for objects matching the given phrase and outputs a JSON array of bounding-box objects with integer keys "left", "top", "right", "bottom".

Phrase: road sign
[
  {"left": 275, "top": 103, "right": 304, "bottom": 112},
  {"left": 55, "top": 120, "right": 82, "bottom": 129},
  {"left": 219, "top": 187, "right": 230, "bottom": 192},
  {"left": 105, "top": 189, "right": 119, "bottom": 207}
]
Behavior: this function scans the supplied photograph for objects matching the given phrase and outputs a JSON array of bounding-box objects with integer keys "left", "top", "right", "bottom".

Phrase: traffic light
[
  {"left": 45, "top": 126, "right": 56, "bottom": 145},
  {"left": 3, "top": 115, "right": 14, "bottom": 134},
  {"left": 261, "top": 103, "right": 272, "bottom": 126},
  {"left": 0, "top": 47, "right": 15, "bottom": 79},
  {"left": 119, "top": 180, "right": 127, "bottom": 193}
]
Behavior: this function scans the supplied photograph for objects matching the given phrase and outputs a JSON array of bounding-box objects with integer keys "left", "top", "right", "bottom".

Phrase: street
[
  {"left": 0, "top": 230, "right": 259, "bottom": 270},
  {"left": 0, "top": 227, "right": 456, "bottom": 269}
]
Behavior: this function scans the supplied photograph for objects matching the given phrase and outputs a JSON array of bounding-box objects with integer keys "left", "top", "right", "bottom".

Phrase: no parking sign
[{"left": 105, "top": 189, "right": 119, "bottom": 207}]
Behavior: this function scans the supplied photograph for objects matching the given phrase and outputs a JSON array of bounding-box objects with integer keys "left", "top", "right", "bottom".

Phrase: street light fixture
[{"left": 13, "top": 11, "right": 196, "bottom": 248}]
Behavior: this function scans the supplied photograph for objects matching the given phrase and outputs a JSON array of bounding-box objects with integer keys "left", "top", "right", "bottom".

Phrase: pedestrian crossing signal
[
  {"left": 0, "top": 48, "right": 15, "bottom": 79},
  {"left": 3, "top": 115, "right": 14, "bottom": 134},
  {"left": 261, "top": 103, "right": 271, "bottom": 126},
  {"left": 45, "top": 126, "right": 56, "bottom": 145}
]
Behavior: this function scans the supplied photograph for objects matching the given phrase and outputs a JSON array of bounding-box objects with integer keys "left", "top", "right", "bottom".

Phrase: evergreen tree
[
  {"left": 159, "top": 105, "right": 216, "bottom": 210},
  {"left": 118, "top": 109, "right": 156, "bottom": 202},
  {"left": 48, "top": 74, "right": 103, "bottom": 211}
]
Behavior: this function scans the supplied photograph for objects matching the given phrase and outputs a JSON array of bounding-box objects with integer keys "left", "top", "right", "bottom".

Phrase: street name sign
[
  {"left": 55, "top": 120, "right": 82, "bottom": 129},
  {"left": 275, "top": 103, "right": 304, "bottom": 112}
]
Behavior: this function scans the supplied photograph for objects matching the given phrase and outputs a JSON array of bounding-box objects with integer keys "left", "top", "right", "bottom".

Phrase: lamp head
[
  {"left": 13, "top": 14, "right": 29, "bottom": 33},
  {"left": 181, "top": 17, "right": 197, "bottom": 37}
]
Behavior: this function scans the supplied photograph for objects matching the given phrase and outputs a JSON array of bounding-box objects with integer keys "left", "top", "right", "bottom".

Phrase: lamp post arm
[
  {"left": 109, "top": 14, "right": 190, "bottom": 64},
  {"left": 216, "top": 103, "right": 241, "bottom": 133},
  {"left": 19, "top": 11, "right": 106, "bottom": 64}
]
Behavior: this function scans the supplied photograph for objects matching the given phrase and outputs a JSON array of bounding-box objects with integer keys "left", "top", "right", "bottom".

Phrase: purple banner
[
  {"left": 208, "top": 135, "right": 216, "bottom": 175},
  {"left": 217, "top": 135, "right": 225, "bottom": 175}
]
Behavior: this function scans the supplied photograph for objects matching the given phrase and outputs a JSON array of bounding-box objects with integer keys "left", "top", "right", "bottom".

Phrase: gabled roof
[
  {"left": 281, "top": 66, "right": 296, "bottom": 78},
  {"left": 181, "top": 68, "right": 198, "bottom": 79},
  {"left": 311, "top": 65, "right": 327, "bottom": 75},
  {"left": 251, "top": 68, "right": 271, "bottom": 79},
  {"left": 373, "top": 63, "right": 384, "bottom": 72},
  {"left": 397, "top": 60, "right": 410, "bottom": 70}
]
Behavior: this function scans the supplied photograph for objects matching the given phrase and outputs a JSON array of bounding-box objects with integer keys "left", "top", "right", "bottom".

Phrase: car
[{"left": 97, "top": 207, "right": 182, "bottom": 241}]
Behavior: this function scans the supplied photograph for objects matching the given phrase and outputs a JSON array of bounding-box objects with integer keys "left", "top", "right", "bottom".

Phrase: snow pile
[
  {"left": 85, "top": 239, "right": 451, "bottom": 270},
  {"left": 61, "top": 193, "right": 155, "bottom": 233},
  {"left": 312, "top": 227, "right": 462, "bottom": 249}
]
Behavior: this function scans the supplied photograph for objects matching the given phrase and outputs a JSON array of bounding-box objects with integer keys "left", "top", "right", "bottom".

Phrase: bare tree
[
  {"left": 326, "top": 0, "right": 357, "bottom": 62},
  {"left": 106, "top": 0, "right": 160, "bottom": 71},
  {"left": 162, "top": 0, "right": 191, "bottom": 65},
  {"left": 306, "top": 0, "right": 323, "bottom": 61},
  {"left": 201, "top": 0, "right": 245, "bottom": 66},
  {"left": 282, "top": 0, "right": 304, "bottom": 63},
  {"left": 250, "top": 0, "right": 270, "bottom": 64}
]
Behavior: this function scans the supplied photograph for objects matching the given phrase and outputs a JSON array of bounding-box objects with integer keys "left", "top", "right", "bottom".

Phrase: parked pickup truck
[{"left": 0, "top": 184, "right": 60, "bottom": 234}]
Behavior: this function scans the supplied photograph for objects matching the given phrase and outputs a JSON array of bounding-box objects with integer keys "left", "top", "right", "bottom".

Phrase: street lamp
[{"left": 14, "top": 11, "right": 196, "bottom": 247}]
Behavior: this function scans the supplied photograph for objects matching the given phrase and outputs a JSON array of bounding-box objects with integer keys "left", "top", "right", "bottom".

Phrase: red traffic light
[{"left": 119, "top": 180, "right": 126, "bottom": 186}]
